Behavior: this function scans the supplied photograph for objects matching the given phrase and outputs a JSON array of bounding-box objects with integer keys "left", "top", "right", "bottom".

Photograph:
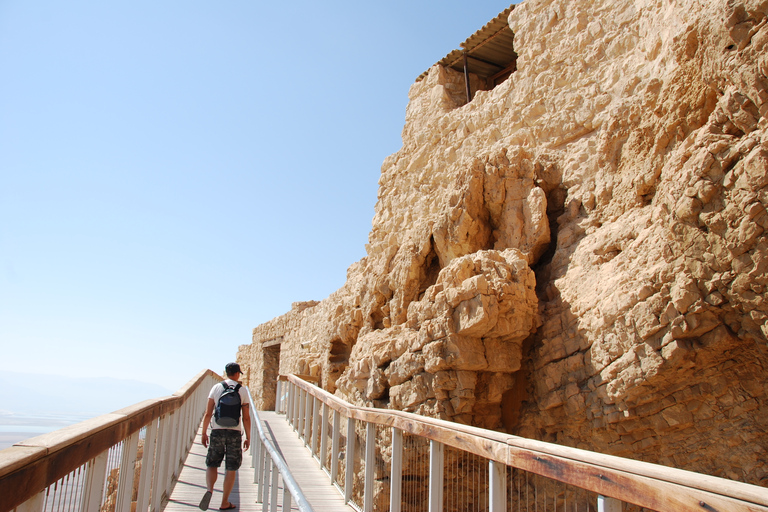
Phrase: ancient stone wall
[{"left": 238, "top": 0, "right": 768, "bottom": 486}]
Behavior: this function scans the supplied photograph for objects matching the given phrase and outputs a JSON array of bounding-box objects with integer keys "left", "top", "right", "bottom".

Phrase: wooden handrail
[
  {"left": 0, "top": 369, "right": 221, "bottom": 511},
  {"left": 285, "top": 374, "right": 768, "bottom": 512}
]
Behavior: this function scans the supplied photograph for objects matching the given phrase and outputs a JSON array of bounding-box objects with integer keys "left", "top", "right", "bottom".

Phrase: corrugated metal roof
[{"left": 416, "top": 4, "right": 517, "bottom": 83}]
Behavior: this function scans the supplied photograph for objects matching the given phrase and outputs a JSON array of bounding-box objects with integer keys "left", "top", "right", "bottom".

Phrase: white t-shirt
[{"left": 208, "top": 379, "right": 250, "bottom": 431}]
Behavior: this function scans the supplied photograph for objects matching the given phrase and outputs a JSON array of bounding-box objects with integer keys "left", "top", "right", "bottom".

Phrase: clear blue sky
[{"left": 0, "top": 1, "right": 516, "bottom": 394}]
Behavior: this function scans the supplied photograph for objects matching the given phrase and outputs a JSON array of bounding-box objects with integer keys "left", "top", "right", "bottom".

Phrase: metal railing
[
  {"left": 0, "top": 370, "right": 220, "bottom": 512},
  {"left": 247, "top": 387, "right": 314, "bottom": 512},
  {"left": 277, "top": 374, "right": 768, "bottom": 512}
]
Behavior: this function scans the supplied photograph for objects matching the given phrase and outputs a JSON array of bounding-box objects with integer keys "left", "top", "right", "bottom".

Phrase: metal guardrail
[
  {"left": 0, "top": 369, "right": 220, "bottom": 512},
  {"left": 246, "top": 386, "right": 315, "bottom": 512},
  {"left": 277, "top": 374, "right": 768, "bottom": 512}
]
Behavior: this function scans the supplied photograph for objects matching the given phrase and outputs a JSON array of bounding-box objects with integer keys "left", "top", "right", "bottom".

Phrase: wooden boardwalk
[{"left": 164, "top": 411, "right": 354, "bottom": 512}]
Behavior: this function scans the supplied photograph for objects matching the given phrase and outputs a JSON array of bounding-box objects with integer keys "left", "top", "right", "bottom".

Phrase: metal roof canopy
[{"left": 416, "top": 4, "right": 517, "bottom": 102}]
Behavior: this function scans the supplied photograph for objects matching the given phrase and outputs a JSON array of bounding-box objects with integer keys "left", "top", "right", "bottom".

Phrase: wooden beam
[
  {"left": 463, "top": 51, "right": 472, "bottom": 103},
  {"left": 263, "top": 336, "right": 284, "bottom": 348}
]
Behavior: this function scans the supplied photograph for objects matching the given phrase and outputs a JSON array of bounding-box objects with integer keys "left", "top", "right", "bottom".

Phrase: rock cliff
[{"left": 238, "top": 0, "right": 768, "bottom": 485}]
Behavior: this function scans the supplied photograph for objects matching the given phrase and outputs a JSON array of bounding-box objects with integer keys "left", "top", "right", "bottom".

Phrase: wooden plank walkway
[{"left": 164, "top": 411, "right": 354, "bottom": 512}]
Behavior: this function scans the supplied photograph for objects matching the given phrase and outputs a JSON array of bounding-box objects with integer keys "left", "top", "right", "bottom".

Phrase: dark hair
[{"left": 225, "top": 362, "right": 242, "bottom": 377}]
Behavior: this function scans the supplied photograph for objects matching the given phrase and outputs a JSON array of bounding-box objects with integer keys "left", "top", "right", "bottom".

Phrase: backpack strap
[
  {"left": 234, "top": 383, "right": 242, "bottom": 392},
  {"left": 221, "top": 382, "right": 231, "bottom": 390}
]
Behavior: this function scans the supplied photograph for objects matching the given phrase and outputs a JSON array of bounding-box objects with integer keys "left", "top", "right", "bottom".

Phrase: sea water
[{"left": 0, "top": 411, "right": 94, "bottom": 450}]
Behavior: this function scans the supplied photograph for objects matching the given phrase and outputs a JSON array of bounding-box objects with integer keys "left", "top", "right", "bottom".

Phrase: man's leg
[
  {"left": 220, "top": 430, "right": 243, "bottom": 509},
  {"left": 206, "top": 466, "right": 218, "bottom": 491},
  {"left": 201, "top": 431, "right": 225, "bottom": 510},
  {"left": 221, "top": 470, "right": 237, "bottom": 508},
  {"left": 200, "top": 467, "right": 217, "bottom": 510}
]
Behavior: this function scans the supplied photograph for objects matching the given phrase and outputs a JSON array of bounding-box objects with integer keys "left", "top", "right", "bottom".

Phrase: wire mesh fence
[
  {"left": 507, "top": 467, "right": 605, "bottom": 512},
  {"left": 324, "top": 409, "right": 334, "bottom": 472},
  {"left": 444, "top": 446, "right": 490, "bottom": 512},
  {"left": 400, "top": 432, "right": 430, "bottom": 512},
  {"left": 336, "top": 414, "right": 348, "bottom": 492},
  {"left": 42, "top": 462, "right": 87, "bottom": 512},
  {"left": 372, "top": 424, "right": 391, "bottom": 512},
  {"left": 350, "top": 418, "right": 365, "bottom": 510}
]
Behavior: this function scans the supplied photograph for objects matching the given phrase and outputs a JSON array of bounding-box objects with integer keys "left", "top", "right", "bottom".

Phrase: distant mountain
[{"left": 0, "top": 371, "right": 174, "bottom": 419}]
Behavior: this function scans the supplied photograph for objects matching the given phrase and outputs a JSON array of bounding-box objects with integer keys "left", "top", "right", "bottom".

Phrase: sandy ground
[{"left": 0, "top": 432, "right": 39, "bottom": 451}]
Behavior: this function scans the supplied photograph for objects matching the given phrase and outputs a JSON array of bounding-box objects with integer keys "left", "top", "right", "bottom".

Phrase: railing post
[
  {"left": 177, "top": 401, "right": 189, "bottom": 475},
  {"left": 15, "top": 491, "right": 44, "bottom": 512},
  {"left": 286, "top": 381, "right": 294, "bottom": 421},
  {"left": 151, "top": 412, "right": 172, "bottom": 512},
  {"left": 261, "top": 459, "right": 271, "bottom": 512},
  {"left": 303, "top": 392, "right": 312, "bottom": 446},
  {"left": 598, "top": 495, "right": 622, "bottom": 512},
  {"left": 275, "top": 380, "right": 282, "bottom": 413},
  {"left": 135, "top": 418, "right": 159, "bottom": 512},
  {"left": 344, "top": 417, "right": 356, "bottom": 503},
  {"left": 320, "top": 402, "right": 329, "bottom": 470},
  {"left": 252, "top": 425, "right": 261, "bottom": 473},
  {"left": 270, "top": 462, "right": 279, "bottom": 512},
  {"left": 364, "top": 421, "right": 376, "bottom": 512},
  {"left": 169, "top": 407, "right": 180, "bottom": 484},
  {"left": 311, "top": 395, "right": 320, "bottom": 458},
  {"left": 331, "top": 409, "right": 341, "bottom": 485},
  {"left": 298, "top": 389, "right": 305, "bottom": 438},
  {"left": 282, "top": 480, "right": 292, "bottom": 512},
  {"left": 116, "top": 430, "right": 140, "bottom": 512},
  {"left": 81, "top": 452, "right": 108, "bottom": 512},
  {"left": 250, "top": 407, "right": 258, "bottom": 466},
  {"left": 429, "top": 440, "right": 444, "bottom": 512},
  {"left": 489, "top": 460, "right": 507, "bottom": 512},
  {"left": 390, "top": 427, "right": 403, "bottom": 512},
  {"left": 257, "top": 439, "right": 267, "bottom": 503}
]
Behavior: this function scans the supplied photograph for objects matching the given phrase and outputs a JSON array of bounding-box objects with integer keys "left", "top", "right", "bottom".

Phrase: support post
[
  {"left": 390, "top": 427, "right": 403, "bottom": 512},
  {"left": 303, "top": 393, "right": 312, "bottom": 447},
  {"left": 286, "top": 382, "right": 294, "bottom": 422},
  {"left": 257, "top": 440, "right": 267, "bottom": 502},
  {"left": 116, "top": 431, "right": 140, "bottom": 512},
  {"left": 80, "top": 452, "right": 108, "bottom": 512},
  {"left": 463, "top": 51, "right": 471, "bottom": 103},
  {"left": 253, "top": 433, "right": 262, "bottom": 482},
  {"left": 489, "top": 460, "right": 507, "bottom": 512},
  {"left": 275, "top": 380, "right": 282, "bottom": 413},
  {"left": 330, "top": 410, "right": 341, "bottom": 484},
  {"left": 364, "top": 422, "right": 376, "bottom": 512},
  {"left": 311, "top": 394, "right": 320, "bottom": 457},
  {"left": 293, "top": 385, "right": 302, "bottom": 432},
  {"left": 270, "top": 463, "right": 279, "bottom": 512},
  {"left": 598, "top": 495, "right": 622, "bottom": 512},
  {"left": 15, "top": 491, "right": 44, "bottom": 512},
  {"left": 151, "top": 413, "right": 172, "bottom": 512},
  {"left": 429, "top": 440, "right": 444, "bottom": 512},
  {"left": 344, "top": 418, "right": 356, "bottom": 503},
  {"left": 261, "top": 460, "right": 271, "bottom": 512},
  {"left": 167, "top": 409, "right": 182, "bottom": 486},
  {"left": 297, "top": 389, "right": 305, "bottom": 439},
  {"left": 282, "top": 482, "right": 292, "bottom": 512},
  {"left": 320, "top": 402, "right": 329, "bottom": 469}
]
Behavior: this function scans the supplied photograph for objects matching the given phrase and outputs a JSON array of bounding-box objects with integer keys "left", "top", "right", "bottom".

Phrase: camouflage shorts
[{"left": 205, "top": 429, "right": 243, "bottom": 471}]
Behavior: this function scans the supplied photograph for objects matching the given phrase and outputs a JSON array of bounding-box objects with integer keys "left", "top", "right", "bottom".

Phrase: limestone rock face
[{"left": 239, "top": 0, "right": 768, "bottom": 485}]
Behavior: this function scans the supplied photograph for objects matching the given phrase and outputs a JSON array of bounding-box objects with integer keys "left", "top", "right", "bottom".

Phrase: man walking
[{"left": 199, "top": 362, "right": 251, "bottom": 510}]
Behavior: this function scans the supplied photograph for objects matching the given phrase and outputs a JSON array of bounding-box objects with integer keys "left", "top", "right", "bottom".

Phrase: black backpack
[{"left": 214, "top": 382, "right": 242, "bottom": 427}]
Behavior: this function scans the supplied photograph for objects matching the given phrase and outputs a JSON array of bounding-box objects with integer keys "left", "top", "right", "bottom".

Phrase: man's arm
[
  {"left": 241, "top": 405, "right": 251, "bottom": 450},
  {"left": 201, "top": 398, "right": 215, "bottom": 447}
]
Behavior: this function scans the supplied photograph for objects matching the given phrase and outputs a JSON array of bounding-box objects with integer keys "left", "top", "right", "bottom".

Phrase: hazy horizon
[{"left": 0, "top": 369, "right": 176, "bottom": 449}]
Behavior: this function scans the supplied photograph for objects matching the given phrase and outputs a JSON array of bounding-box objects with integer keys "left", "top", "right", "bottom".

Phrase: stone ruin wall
[{"left": 238, "top": 0, "right": 768, "bottom": 486}]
